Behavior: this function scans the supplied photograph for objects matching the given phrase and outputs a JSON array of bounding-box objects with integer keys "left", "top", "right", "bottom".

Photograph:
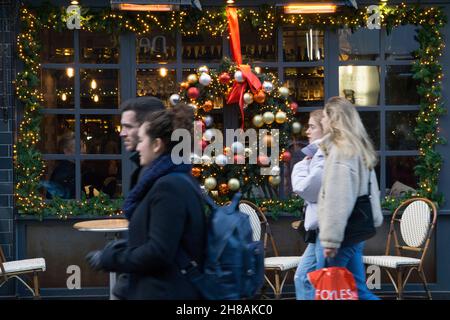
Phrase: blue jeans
[
  {"left": 315, "top": 241, "right": 380, "bottom": 300},
  {"left": 294, "top": 242, "right": 319, "bottom": 300}
]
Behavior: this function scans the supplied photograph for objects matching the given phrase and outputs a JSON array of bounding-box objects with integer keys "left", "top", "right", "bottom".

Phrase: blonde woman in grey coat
[{"left": 316, "top": 96, "right": 383, "bottom": 300}]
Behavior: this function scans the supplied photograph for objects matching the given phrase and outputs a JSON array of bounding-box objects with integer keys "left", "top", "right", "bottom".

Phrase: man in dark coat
[
  {"left": 119, "top": 97, "right": 165, "bottom": 190},
  {"left": 111, "top": 97, "right": 165, "bottom": 299}
]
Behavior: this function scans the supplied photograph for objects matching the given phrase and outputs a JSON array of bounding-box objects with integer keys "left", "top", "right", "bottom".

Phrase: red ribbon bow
[{"left": 226, "top": 7, "right": 262, "bottom": 128}]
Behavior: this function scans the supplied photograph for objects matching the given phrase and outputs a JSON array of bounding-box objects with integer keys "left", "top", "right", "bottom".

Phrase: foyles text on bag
[{"left": 307, "top": 266, "right": 359, "bottom": 300}]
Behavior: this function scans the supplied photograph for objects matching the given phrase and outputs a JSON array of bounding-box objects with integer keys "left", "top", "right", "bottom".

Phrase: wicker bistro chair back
[{"left": 363, "top": 197, "right": 437, "bottom": 300}]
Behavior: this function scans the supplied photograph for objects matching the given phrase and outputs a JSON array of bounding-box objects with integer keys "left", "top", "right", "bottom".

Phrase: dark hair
[
  {"left": 120, "top": 96, "right": 165, "bottom": 125},
  {"left": 143, "top": 103, "right": 194, "bottom": 153}
]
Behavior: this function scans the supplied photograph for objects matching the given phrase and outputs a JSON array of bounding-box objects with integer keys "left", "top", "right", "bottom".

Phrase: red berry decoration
[
  {"left": 187, "top": 87, "right": 200, "bottom": 100},
  {"left": 219, "top": 72, "right": 231, "bottom": 84},
  {"left": 282, "top": 151, "right": 292, "bottom": 163},
  {"left": 290, "top": 102, "right": 298, "bottom": 113}
]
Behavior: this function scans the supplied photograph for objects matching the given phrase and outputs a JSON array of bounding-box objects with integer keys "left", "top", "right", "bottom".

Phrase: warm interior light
[
  {"left": 61, "top": 93, "right": 67, "bottom": 101},
  {"left": 254, "top": 66, "right": 262, "bottom": 74},
  {"left": 93, "top": 94, "right": 99, "bottom": 103},
  {"left": 90, "top": 79, "right": 97, "bottom": 89},
  {"left": 226, "top": 0, "right": 235, "bottom": 4},
  {"left": 66, "top": 67, "right": 74, "bottom": 78},
  {"left": 284, "top": 4, "right": 337, "bottom": 14},
  {"left": 159, "top": 67, "right": 168, "bottom": 77},
  {"left": 115, "top": 4, "right": 175, "bottom": 11},
  {"left": 71, "top": 1, "right": 79, "bottom": 4}
]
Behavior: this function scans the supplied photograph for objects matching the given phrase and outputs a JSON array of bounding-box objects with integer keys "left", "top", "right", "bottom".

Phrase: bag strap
[{"left": 367, "top": 169, "right": 372, "bottom": 198}]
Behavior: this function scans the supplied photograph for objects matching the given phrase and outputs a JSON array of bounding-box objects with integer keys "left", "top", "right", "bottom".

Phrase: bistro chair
[
  {"left": 0, "top": 246, "right": 46, "bottom": 298},
  {"left": 238, "top": 200, "right": 302, "bottom": 299},
  {"left": 363, "top": 197, "right": 437, "bottom": 300}
]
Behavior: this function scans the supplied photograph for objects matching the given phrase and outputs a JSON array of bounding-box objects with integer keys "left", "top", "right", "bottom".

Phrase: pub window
[
  {"left": 240, "top": 20, "right": 277, "bottom": 62},
  {"left": 285, "top": 67, "right": 324, "bottom": 107},
  {"left": 136, "top": 32, "right": 177, "bottom": 64},
  {"left": 182, "top": 34, "right": 223, "bottom": 62},
  {"left": 40, "top": 30, "right": 122, "bottom": 201},
  {"left": 339, "top": 65, "right": 381, "bottom": 106},
  {"left": 283, "top": 28, "right": 324, "bottom": 62},
  {"left": 339, "top": 27, "right": 380, "bottom": 61}
]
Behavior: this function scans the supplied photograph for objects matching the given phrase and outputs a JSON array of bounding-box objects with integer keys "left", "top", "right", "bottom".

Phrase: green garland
[{"left": 15, "top": 2, "right": 447, "bottom": 218}]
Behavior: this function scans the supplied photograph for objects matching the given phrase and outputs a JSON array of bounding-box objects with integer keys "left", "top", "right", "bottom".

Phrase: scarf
[{"left": 123, "top": 153, "right": 192, "bottom": 219}]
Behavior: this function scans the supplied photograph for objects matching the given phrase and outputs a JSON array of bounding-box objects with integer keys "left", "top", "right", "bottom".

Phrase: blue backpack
[{"left": 174, "top": 173, "right": 265, "bottom": 300}]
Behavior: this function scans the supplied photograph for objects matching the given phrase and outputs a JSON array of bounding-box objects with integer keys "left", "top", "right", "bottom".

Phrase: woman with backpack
[
  {"left": 86, "top": 103, "right": 207, "bottom": 299},
  {"left": 316, "top": 96, "right": 383, "bottom": 300},
  {"left": 291, "top": 109, "right": 325, "bottom": 300}
]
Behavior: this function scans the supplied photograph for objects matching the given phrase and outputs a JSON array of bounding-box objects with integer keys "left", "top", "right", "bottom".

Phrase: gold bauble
[
  {"left": 275, "top": 111, "right": 287, "bottom": 124},
  {"left": 203, "top": 100, "right": 213, "bottom": 112},
  {"left": 263, "top": 112, "right": 275, "bottom": 125},
  {"left": 191, "top": 167, "right": 201, "bottom": 177},
  {"left": 269, "top": 175, "right": 281, "bottom": 186},
  {"left": 228, "top": 178, "right": 240, "bottom": 191},
  {"left": 252, "top": 115, "right": 264, "bottom": 128},
  {"left": 204, "top": 177, "right": 217, "bottom": 190},
  {"left": 187, "top": 74, "right": 198, "bottom": 84}
]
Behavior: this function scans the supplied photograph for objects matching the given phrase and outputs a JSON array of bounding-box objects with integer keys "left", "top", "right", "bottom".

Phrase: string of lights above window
[{"left": 14, "top": 2, "right": 447, "bottom": 218}]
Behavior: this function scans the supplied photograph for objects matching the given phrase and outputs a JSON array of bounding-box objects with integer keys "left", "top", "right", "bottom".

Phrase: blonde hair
[
  {"left": 309, "top": 109, "right": 324, "bottom": 131},
  {"left": 324, "top": 97, "right": 377, "bottom": 169}
]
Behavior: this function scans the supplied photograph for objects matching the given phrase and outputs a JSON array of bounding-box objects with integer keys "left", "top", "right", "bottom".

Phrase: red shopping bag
[{"left": 307, "top": 267, "right": 359, "bottom": 300}]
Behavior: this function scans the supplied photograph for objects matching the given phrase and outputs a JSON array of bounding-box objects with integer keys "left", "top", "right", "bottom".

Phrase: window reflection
[
  {"left": 240, "top": 21, "right": 277, "bottom": 62},
  {"left": 386, "top": 156, "right": 418, "bottom": 193},
  {"left": 42, "top": 159, "right": 76, "bottom": 199},
  {"left": 182, "top": 34, "right": 222, "bottom": 62},
  {"left": 82, "top": 160, "right": 122, "bottom": 199},
  {"left": 386, "top": 65, "right": 419, "bottom": 105},
  {"left": 38, "top": 115, "right": 75, "bottom": 154},
  {"left": 80, "top": 31, "right": 119, "bottom": 64},
  {"left": 339, "top": 66, "right": 380, "bottom": 106},
  {"left": 137, "top": 68, "right": 177, "bottom": 106},
  {"left": 40, "top": 30, "right": 74, "bottom": 63},
  {"left": 81, "top": 115, "right": 121, "bottom": 154},
  {"left": 283, "top": 28, "right": 324, "bottom": 62},
  {"left": 359, "top": 111, "right": 380, "bottom": 150},
  {"left": 386, "top": 111, "right": 418, "bottom": 150},
  {"left": 339, "top": 28, "right": 380, "bottom": 61},
  {"left": 386, "top": 25, "right": 420, "bottom": 60},
  {"left": 285, "top": 67, "right": 324, "bottom": 107},
  {"left": 80, "top": 69, "right": 119, "bottom": 109},
  {"left": 41, "top": 69, "right": 75, "bottom": 109},
  {"left": 137, "top": 33, "right": 176, "bottom": 63}
]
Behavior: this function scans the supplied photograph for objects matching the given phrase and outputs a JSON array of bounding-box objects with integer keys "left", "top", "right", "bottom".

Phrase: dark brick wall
[{"left": 0, "top": 0, "right": 17, "bottom": 296}]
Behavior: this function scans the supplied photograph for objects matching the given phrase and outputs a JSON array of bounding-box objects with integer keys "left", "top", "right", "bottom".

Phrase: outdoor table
[{"left": 73, "top": 218, "right": 129, "bottom": 300}]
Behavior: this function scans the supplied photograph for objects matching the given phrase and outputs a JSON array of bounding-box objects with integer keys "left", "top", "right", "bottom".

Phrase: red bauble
[
  {"left": 290, "top": 102, "right": 298, "bottom": 113},
  {"left": 219, "top": 72, "right": 231, "bottom": 84},
  {"left": 282, "top": 151, "right": 292, "bottom": 163},
  {"left": 187, "top": 87, "right": 200, "bottom": 100},
  {"left": 234, "top": 155, "right": 245, "bottom": 164},
  {"left": 257, "top": 155, "right": 270, "bottom": 167}
]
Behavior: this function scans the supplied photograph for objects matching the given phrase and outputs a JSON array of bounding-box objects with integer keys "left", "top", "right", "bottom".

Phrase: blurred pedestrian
[
  {"left": 87, "top": 103, "right": 207, "bottom": 300},
  {"left": 120, "top": 96, "right": 165, "bottom": 190},
  {"left": 291, "top": 109, "right": 325, "bottom": 300},
  {"left": 316, "top": 96, "right": 383, "bottom": 300}
]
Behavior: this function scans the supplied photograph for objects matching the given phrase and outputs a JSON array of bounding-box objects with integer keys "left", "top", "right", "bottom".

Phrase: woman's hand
[{"left": 323, "top": 248, "right": 337, "bottom": 258}]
